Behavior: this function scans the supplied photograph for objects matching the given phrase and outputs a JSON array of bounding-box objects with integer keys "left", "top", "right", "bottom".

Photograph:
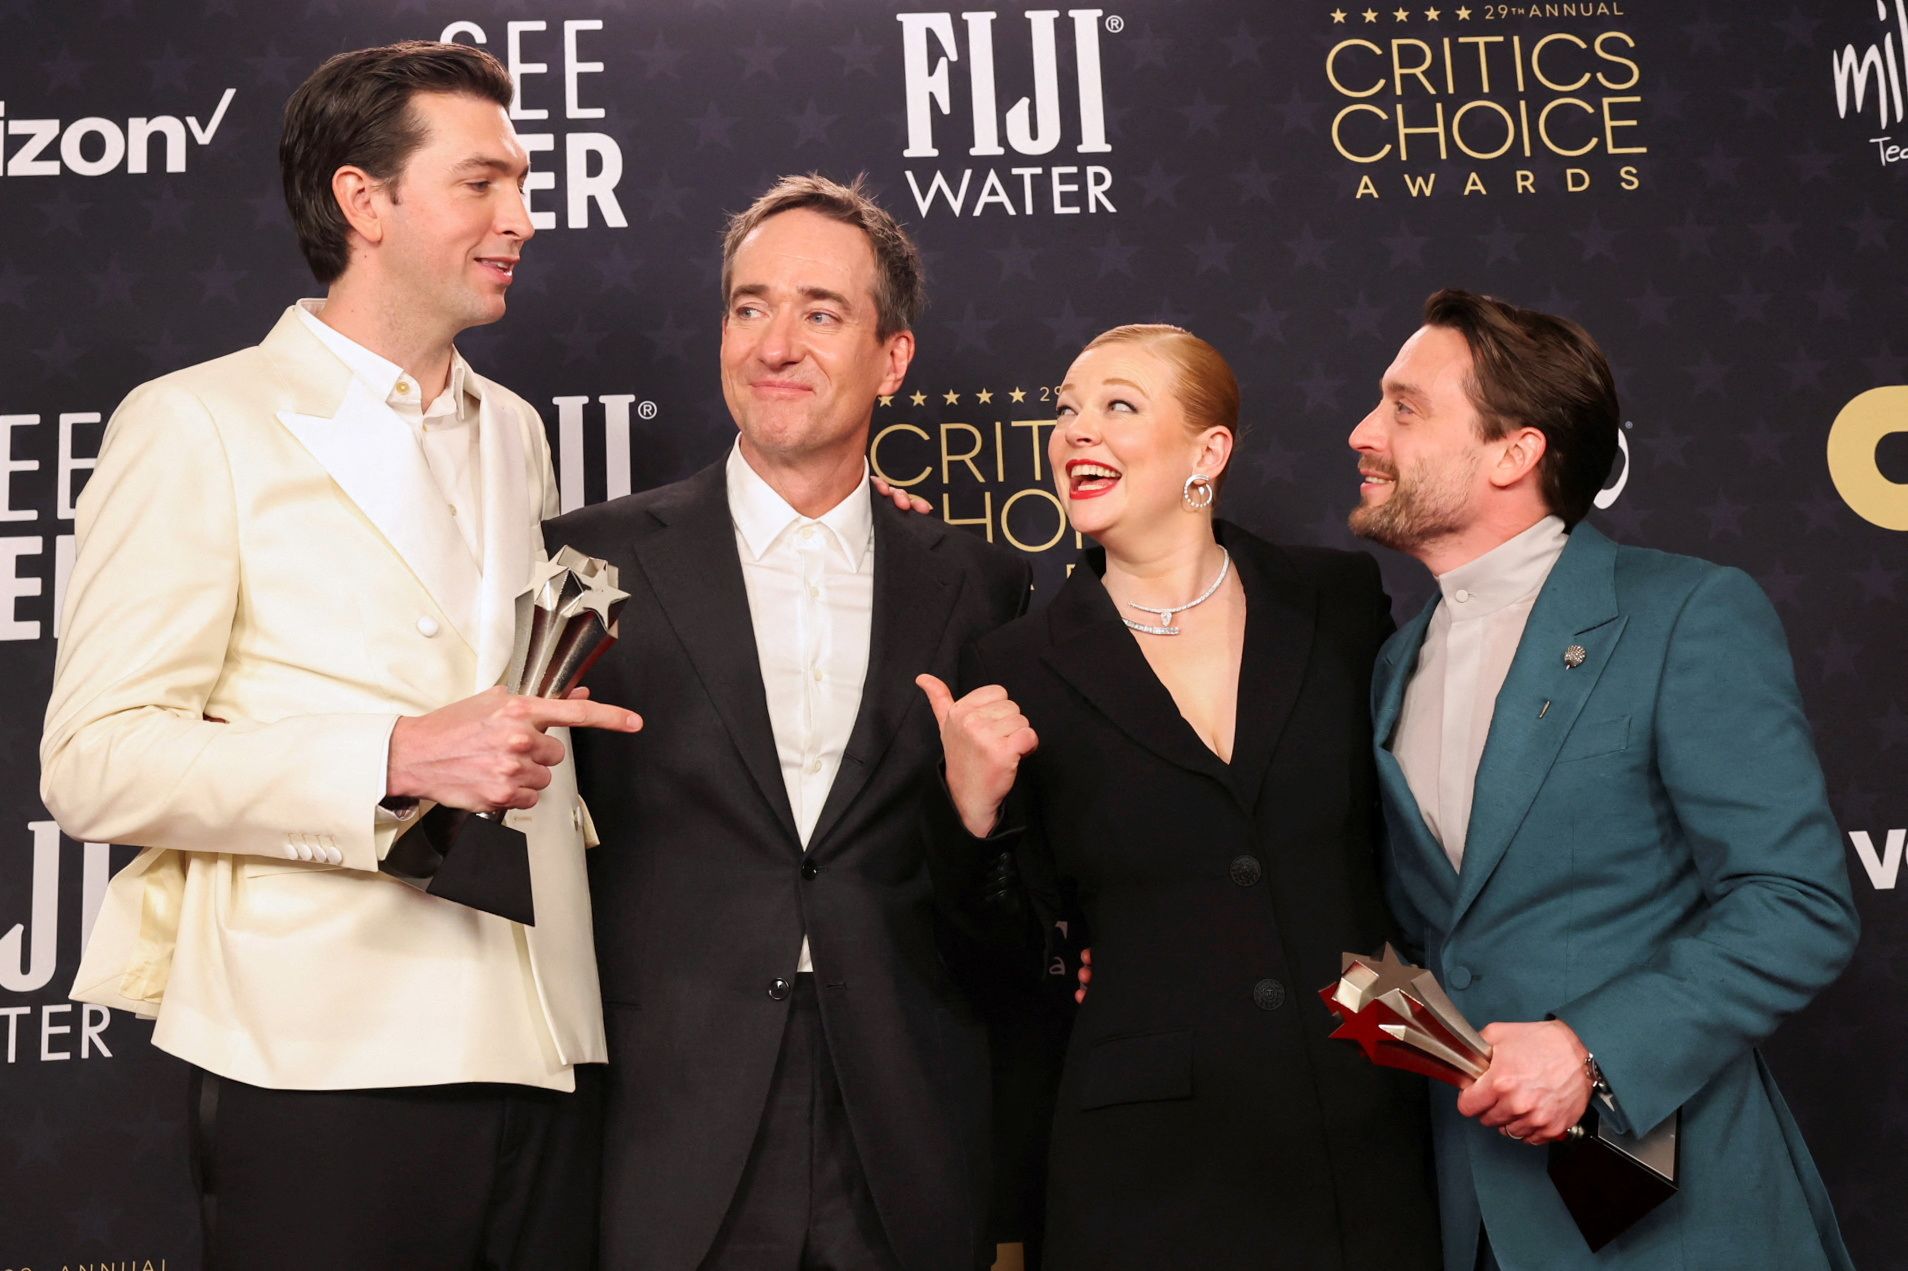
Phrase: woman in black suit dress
[{"left": 920, "top": 325, "right": 1440, "bottom": 1269}]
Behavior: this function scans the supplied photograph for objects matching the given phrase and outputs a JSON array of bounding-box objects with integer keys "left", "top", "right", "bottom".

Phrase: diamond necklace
[{"left": 1119, "top": 548, "right": 1232, "bottom": 636}]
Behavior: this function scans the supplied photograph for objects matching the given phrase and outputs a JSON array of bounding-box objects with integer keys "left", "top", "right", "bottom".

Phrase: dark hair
[
  {"left": 1421, "top": 288, "right": 1620, "bottom": 527},
  {"left": 1080, "top": 324, "right": 1242, "bottom": 497},
  {"left": 721, "top": 173, "right": 924, "bottom": 339},
  {"left": 280, "top": 41, "right": 514, "bottom": 284}
]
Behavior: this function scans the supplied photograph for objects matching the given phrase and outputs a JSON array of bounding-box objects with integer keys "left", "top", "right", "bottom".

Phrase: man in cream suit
[
  {"left": 1351, "top": 289, "right": 1857, "bottom": 1270},
  {"left": 39, "top": 43, "right": 637, "bottom": 1269}
]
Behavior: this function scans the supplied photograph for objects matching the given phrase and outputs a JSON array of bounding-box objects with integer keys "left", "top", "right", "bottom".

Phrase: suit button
[
  {"left": 1252, "top": 978, "right": 1286, "bottom": 1011},
  {"left": 1448, "top": 965, "right": 1474, "bottom": 990},
  {"left": 416, "top": 616, "right": 440, "bottom": 637},
  {"left": 800, "top": 860, "right": 819, "bottom": 880},
  {"left": 1228, "top": 855, "right": 1262, "bottom": 887},
  {"left": 767, "top": 978, "right": 792, "bottom": 1001}
]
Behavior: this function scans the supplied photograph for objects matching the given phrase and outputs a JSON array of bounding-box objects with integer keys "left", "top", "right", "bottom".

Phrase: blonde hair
[{"left": 1080, "top": 324, "right": 1241, "bottom": 495}]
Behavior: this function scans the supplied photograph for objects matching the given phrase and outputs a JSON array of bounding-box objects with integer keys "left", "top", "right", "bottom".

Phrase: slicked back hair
[
  {"left": 1081, "top": 324, "right": 1243, "bottom": 498},
  {"left": 1421, "top": 288, "right": 1620, "bottom": 527},
  {"left": 280, "top": 40, "right": 514, "bottom": 284}
]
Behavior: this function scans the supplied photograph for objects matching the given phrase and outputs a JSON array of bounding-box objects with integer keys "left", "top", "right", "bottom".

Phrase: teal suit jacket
[{"left": 1372, "top": 524, "right": 1858, "bottom": 1271}]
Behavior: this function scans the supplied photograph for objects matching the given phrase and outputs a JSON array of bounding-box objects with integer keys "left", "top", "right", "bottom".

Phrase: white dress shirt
[
  {"left": 295, "top": 300, "right": 484, "bottom": 564},
  {"left": 1394, "top": 516, "right": 1569, "bottom": 870},
  {"left": 726, "top": 442, "right": 876, "bottom": 973}
]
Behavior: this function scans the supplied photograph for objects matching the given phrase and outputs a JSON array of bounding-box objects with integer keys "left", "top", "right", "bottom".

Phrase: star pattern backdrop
[{"left": 2, "top": 1, "right": 1904, "bottom": 1265}]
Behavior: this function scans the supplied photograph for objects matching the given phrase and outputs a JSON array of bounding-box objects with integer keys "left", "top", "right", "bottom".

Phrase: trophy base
[
  {"left": 379, "top": 806, "right": 537, "bottom": 926},
  {"left": 1546, "top": 1107, "right": 1679, "bottom": 1252}
]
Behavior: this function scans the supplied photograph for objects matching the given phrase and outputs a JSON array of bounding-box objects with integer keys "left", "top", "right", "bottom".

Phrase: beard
[{"left": 1348, "top": 451, "right": 1479, "bottom": 551}]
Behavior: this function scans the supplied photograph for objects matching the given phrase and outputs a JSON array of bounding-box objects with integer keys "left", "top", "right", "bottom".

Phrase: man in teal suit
[{"left": 1348, "top": 289, "right": 1859, "bottom": 1271}]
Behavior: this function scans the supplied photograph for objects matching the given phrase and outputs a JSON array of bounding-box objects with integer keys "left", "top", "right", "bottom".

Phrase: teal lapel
[
  {"left": 1449, "top": 523, "right": 1628, "bottom": 931},
  {"left": 1373, "top": 596, "right": 1448, "bottom": 875}
]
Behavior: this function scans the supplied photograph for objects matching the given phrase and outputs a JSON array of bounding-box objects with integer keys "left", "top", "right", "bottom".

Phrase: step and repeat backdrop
[{"left": 3, "top": 0, "right": 1904, "bottom": 1266}]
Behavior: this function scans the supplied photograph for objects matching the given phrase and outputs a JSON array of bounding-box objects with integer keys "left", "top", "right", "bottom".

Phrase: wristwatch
[{"left": 1583, "top": 1050, "right": 1612, "bottom": 1097}]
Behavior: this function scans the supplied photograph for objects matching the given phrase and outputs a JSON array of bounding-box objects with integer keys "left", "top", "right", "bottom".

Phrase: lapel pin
[
  {"left": 1563, "top": 644, "right": 1587, "bottom": 669},
  {"left": 1538, "top": 700, "right": 1552, "bottom": 719}
]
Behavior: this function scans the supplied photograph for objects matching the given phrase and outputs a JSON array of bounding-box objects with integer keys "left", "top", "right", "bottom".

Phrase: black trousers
[
  {"left": 701, "top": 974, "right": 903, "bottom": 1271},
  {"left": 188, "top": 1063, "right": 603, "bottom": 1271}
]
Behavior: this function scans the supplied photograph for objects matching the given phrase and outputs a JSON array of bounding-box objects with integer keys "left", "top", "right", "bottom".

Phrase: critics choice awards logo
[
  {"left": 1323, "top": 3, "right": 1646, "bottom": 198},
  {"left": 871, "top": 385, "right": 1084, "bottom": 556}
]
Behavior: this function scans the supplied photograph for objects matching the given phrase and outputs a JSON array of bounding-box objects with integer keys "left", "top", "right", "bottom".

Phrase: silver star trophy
[{"left": 380, "top": 547, "right": 629, "bottom": 926}]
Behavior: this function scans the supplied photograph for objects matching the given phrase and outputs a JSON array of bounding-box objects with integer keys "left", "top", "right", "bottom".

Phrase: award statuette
[
  {"left": 1321, "top": 945, "right": 1679, "bottom": 1252},
  {"left": 379, "top": 548, "right": 629, "bottom": 926}
]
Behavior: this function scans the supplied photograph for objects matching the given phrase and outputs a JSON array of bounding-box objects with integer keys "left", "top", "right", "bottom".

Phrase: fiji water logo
[{"left": 897, "top": 10, "right": 1120, "bottom": 216}]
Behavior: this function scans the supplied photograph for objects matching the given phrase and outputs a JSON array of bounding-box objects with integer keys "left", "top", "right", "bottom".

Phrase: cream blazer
[{"left": 41, "top": 308, "right": 604, "bottom": 1091}]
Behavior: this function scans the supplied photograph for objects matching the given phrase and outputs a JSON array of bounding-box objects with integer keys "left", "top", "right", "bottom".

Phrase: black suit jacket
[
  {"left": 945, "top": 524, "right": 1440, "bottom": 1271},
  {"left": 547, "top": 458, "right": 1030, "bottom": 1271}
]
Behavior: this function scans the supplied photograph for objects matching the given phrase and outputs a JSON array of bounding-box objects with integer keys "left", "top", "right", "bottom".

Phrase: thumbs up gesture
[{"left": 916, "top": 674, "right": 1039, "bottom": 838}]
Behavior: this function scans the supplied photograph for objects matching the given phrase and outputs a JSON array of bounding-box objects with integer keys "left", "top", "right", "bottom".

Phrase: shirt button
[
  {"left": 767, "top": 978, "right": 792, "bottom": 1001},
  {"left": 811, "top": 667, "right": 824, "bottom": 683},
  {"left": 416, "top": 616, "right": 440, "bottom": 637},
  {"left": 1454, "top": 588, "right": 1471, "bottom": 603},
  {"left": 800, "top": 860, "right": 819, "bottom": 880},
  {"left": 1229, "top": 855, "right": 1262, "bottom": 887},
  {"left": 448, "top": 504, "right": 459, "bottom": 517},
  {"left": 1252, "top": 978, "right": 1286, "bottom": 1011},
  {"left": 808, "top": 758, "right": 824, "bottom": 775},
  {"left": 798, "top": 525, "right": 817, "bottom": 542},
  {"left": 808, "top": 585, "right": 821, "bottom": 599},
  {"left": 396, "top": 381, "right": 412, "bottom": 395},
  {"left": 1448, "top": 965, "right": 1475, "bottom": 990}
]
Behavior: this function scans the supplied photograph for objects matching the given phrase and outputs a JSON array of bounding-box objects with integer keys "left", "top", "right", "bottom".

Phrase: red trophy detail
[{"left": 1321, "top": 945, "right": 1679, "bottom": 1253}]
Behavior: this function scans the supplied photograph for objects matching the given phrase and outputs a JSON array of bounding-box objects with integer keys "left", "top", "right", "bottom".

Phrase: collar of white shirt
[
  {"left": 724, "top": 440, "right": 874, "bottom": 570},
  {"left": 294, "top": 299, "right": 474, "bottom": 421},
  {"left": 1434, "top": 514, "right": 1568, "bottom": 619}
]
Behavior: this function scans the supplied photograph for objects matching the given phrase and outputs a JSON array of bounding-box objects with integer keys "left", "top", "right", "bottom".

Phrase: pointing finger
[{"left": 524, "top": 698, "right": 643, "bottom": 733}]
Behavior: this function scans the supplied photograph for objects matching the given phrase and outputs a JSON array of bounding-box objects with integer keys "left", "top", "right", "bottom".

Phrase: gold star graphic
[
  {"left": 943, "top": 389, "right": 960, "bottom": 405},
  {"left": 1393, "top": 6, "right": 1409, "bottom": 19},
  {"left": 878, "top": 394, "right": 895, "bottom": 408},
  {"left": 1362, "top": 6, "right": 1379, "bottom": 18},
  {"left": 976, "top": 388, "right": 994, "bottom": 404},
  {"left": 909, "top": 390, "right": 927, "bottom": 407},
  {"left": 1330, "top": 7, "right": 1347, "bottom": 20},
  {"left": 1424, "top": 6, "right": 1440, "bottom": 18},
  {"left": 1455, "top": 4, "right": 1471, "bottom": 15},
  {"left": 1009, "top": 387, "right": 1027, "bottom": 403}
]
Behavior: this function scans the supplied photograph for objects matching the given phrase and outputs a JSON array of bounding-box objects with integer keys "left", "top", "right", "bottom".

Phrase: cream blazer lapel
[
  {"left": 467, "top": 369, "right": 535, "bottom": 692},
  {"left": 261, "top": 310, "right": 485, "bottom": 655}
]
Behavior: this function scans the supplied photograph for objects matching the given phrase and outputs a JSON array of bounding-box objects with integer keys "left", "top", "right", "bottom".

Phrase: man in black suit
[{"left": 548, "top": 174, "right": 1031, "bottom": 1271}]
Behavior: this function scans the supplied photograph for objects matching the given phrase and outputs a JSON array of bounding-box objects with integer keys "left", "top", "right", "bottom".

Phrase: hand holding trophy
[
  {"left": 1321, "top": 946, "right": 1679, "bottom": 1252},
  {"left": 380, "top": 548, "right": 629, "bottom": 925}
]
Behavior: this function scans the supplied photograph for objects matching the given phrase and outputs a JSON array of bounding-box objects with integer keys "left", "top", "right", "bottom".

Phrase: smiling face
[
  {"left": 1347, "top": 324, "right": 1494, "bottom": 555},
  {"left": 1050, "top": 340, "right": 1230, "bottom": 545},
  {"left": 371, "top": 91, "right": 533, "bottom": 338},
  {"left": 720, "top": 208, "right": 913, "bottom": 470}
]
